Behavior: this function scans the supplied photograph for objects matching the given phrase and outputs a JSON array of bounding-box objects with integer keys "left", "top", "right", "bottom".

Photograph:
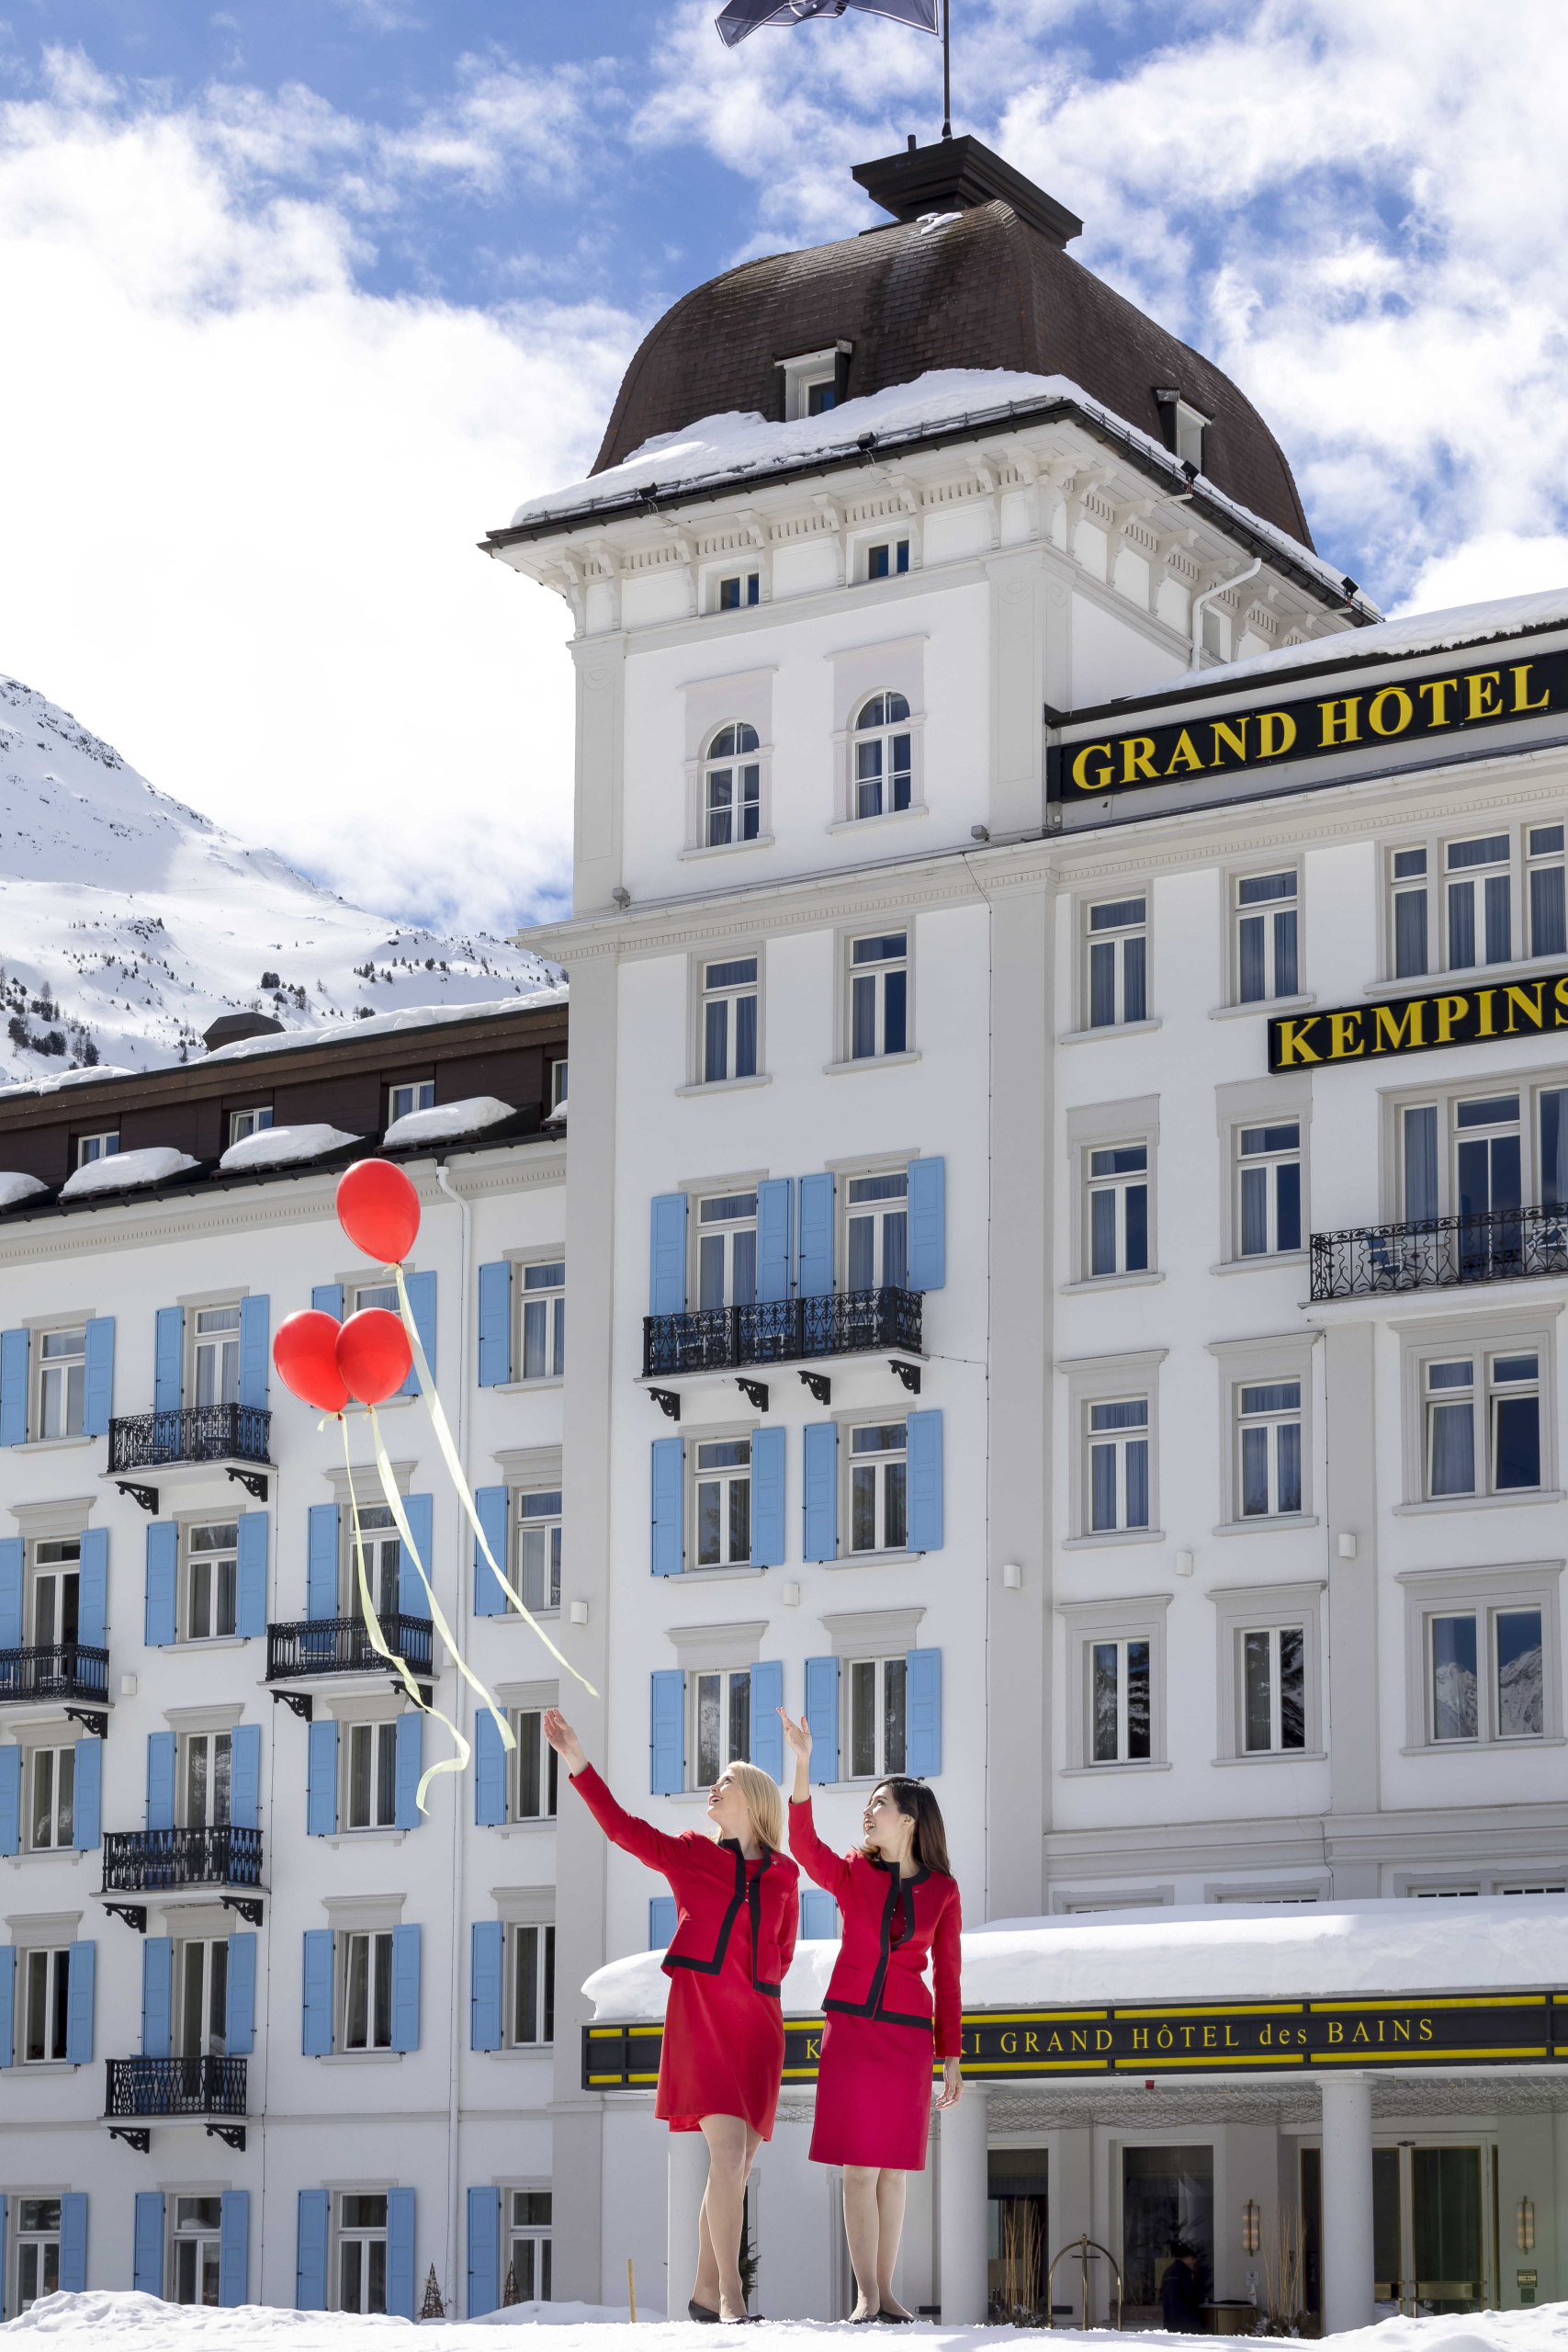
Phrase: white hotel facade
[{"left": 4, "top": 130, "right": 1568, "bottom": 2334}]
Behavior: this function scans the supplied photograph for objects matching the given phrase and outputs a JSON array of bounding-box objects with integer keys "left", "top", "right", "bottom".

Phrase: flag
[{"left": 716, "top": 0, "right": 938, "bottom": 49}]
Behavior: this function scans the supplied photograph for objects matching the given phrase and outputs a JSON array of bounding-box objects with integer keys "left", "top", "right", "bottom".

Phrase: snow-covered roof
[
  {"left": 58, "top": 1146, "right": 197, "bottom": 1201},
  {"left": 584, "top": 1894, "right": 1568, "bottom": 2022},
  {"left": 382, "top": 1095, "right": 516, "bottom": 1148},
  {"left": 0, "top": 1172, "right": 47, "bottom": 1209},
  {"left": 0, "top": 1064, "right": 132, "bottom": 1102},
  {"left": 218, "top": 1124, "right": 362, "bottom": 1173},
  {"left": 201, "top": 989, "right": 567, "bottom": 1069}
]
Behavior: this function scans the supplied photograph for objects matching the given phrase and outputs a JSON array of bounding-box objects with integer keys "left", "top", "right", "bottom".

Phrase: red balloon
[
  {"left": 273, "top": 1309, "right": 351, "bottom": 1414},
  {"left": 337, "top": 1308, "right": 412, "bottom": 1406},
  {"left": 337, "top": 1158, "right": 421, "bottom": 1264}
]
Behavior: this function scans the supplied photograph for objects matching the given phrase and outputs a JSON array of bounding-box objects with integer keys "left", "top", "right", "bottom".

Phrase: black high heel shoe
[{"left": 689, "top": 2300, "right": 720, "bottom": 2323}]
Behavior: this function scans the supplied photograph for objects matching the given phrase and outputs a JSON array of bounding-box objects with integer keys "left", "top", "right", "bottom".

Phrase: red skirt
[
  {"left": 658, "top": 1966, "right": 785, "bottom": 2140},
  {"left": 809, "top": 2011, "right": 934, "bottom": 2170}
]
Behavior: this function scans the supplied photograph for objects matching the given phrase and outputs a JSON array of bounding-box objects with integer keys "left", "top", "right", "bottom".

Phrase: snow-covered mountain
[{"left": 0, "top": 673, "right": 558, "bottom": 1084}]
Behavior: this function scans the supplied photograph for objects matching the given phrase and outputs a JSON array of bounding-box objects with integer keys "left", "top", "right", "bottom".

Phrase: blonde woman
[{"left": 544, "top": 1710, "right": 798, "bottom": 2324}]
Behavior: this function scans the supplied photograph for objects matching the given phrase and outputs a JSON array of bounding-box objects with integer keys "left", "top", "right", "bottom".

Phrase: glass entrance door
[
  {"left": 1121, "top": 2145, "right": 1213, "bottom": 2324},
  {"left": 1371, "top": 2143, "right": 1492, "bottom": 2314}
]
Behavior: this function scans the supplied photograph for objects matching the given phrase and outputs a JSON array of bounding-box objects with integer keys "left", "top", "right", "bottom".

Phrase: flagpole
[{"left": 942, "top": 0, "right": 951, "bottom": 136}]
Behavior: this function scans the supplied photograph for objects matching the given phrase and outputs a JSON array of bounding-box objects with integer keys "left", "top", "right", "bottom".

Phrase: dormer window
[
  {"left": 717, "top": 573, "right": 760, "bottom": 611},
  {"left": 776, "top": 343, "right": 852, "bottom": 423},
  {"left": 1155, "top": 386, "right": 1210, "bottom": 475},
  {"left": 868, "top": 541, "right": 909, "bottom": 581}
]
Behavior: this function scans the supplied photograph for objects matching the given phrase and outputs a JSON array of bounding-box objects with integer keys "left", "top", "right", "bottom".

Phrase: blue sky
[{"left": 0, "top": 2, "right": 1564, "bottom": 930}]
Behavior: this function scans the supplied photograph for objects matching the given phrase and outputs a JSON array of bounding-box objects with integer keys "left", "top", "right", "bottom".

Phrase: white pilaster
[
  {"left": 666, "top": 2130, "right": 709, "bottom": 2317},
  {"left": 938, "top": 2087, "right": 989, "bottom": 2323},
  {"left": 1319, "top": 2074, "right": 1375, "bottom": 2333}
]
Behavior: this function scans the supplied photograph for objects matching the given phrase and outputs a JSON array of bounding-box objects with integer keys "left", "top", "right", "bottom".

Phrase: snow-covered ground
[{"left": 0, "top": 673, "right": 559, "bottom": 1086}]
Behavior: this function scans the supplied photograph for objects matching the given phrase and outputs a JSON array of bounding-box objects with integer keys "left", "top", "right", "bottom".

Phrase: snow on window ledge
[
  {"left": 220, "top": 1124, "right": 361, "bottom": 1172},
  {"left": 382, "top": 1096, "right": 516, "bottom": 1148},
  {"left": 60, "top": 1145, "right": 197, "bottom": 1199},
  {"left": 0, "top": 1171, "right": 48, "bottom": 1209}
]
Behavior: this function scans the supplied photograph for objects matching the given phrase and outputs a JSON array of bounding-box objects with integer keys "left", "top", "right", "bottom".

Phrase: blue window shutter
[
  {"left": 796, "top": 1172, "right": 835, "bottom": 1298},
  {"left": 84, "top": 1315, "right": 115, "bottom": 1436},
  {"left": 649, "top": 1193, "right": 687, "bottom": 1315},
  {"left": 301, "top": 1929, "right": 334, "bottom": 2055},
  {"left": 0, "top": 1749, "right": 18, "bottom": 1858},
  {"left": 801, "top": 1890, "right": 839, "bottom": 1939},
  {"left": 310, "top": 1283, "right": 344, "bottom": 1318},
  {"left": 750, "top": 1427, "right": 785, "bottom": 1567},
  {"left": 134, "top": 2192, "right": 165, "bottom": 2297},
  {"left": 649, "top": 1894, "right": 677, "bottom": 1949},
  {"left": 802, "top": 1423, "right": 838, "bottom": 1562},
  {"left": 401, "top": 1495, "right": 433, "bottom": 1615},
  {"left": 386, "top": 2187, "right": 416, "bottom": 2321},
  {"left": 306, "top": 1720, "right": 338, "bottom": 1837},
  {"left": 473, "top": 1487, "right": 508, "bottom": 1616},
  {"left": 467, "top": 2185, "right": 501, "bottom": 2318},
  {"left": 141, "top": 1938, "right": 173, "bottom": 2059},
  {"left": 390, "top": 1923, "right": 421, "bottom": 2052},
  {"left": 756, "top": 1178, "right": 794, "bottom": 1305},
  {"left": 144, "top": 1522, "right": 177, "bottom": 1647},
  {"left": 650, "top": 1668, "right": 684, "bottom": 1794},
  {"left": 59, "top": 2193, "right": 87, "bottom": 2291},
  {"left": 154, "top": 1306, "right": 184, "bottom": 1412},
  {"left": 230, "top": 1724, "right": 261, "bottom": 1830},
  {"left": 235, "top": 1512, "right": 267, "bottom": 1638},
  {"left": 0, "top": 1538, "right": 23, "bottom": 1648},
  {"left": 226, "top": 1933, "right": 256, "bottom": 2056},
  {"left": 474, "top": 1709, "right": 507, "bottom": 1826},
  {"left": 77, "top": 1527, "right": 107, "bottom": 1647},
  {"left": 650, "top": 1437, "right": 683, "bottom": 1577},
  {"left": 906, "top": 1647, "right": 942, "bottom": 1777},
  {"left": 478, "top": 1261, "right": 513, "bottom": 1386},
  {"left": 907, "top": 1408, "right": 943, "bottom": 1552},
  {"left": 750, "top": 1661, "right": 784, "bottom": 1780},
  {"left": 295, "top": 2189, "right": 329, "bottom": 2310},
  {"left": 65, "top": 1939, "right": 95, "bottom": 2064},
  {"left": 306, "top": 1504, "right": 339, "bottom": 1621},
  {"left": 0, "top": 1329, "right": 28, "bottom": 1446},
  {"left": 470, "top": 1920, "right": 503, "bottom": 2051},
  {"left": 72, "top": 1740, "right": 101, "bottom": 1851},
  {"left": 146, "top": 1731, "right": 175, "bottom": 1831},
  {"left": 805, "top": 1656, "right": 840, "bottom": 1783},
  {"left": 220, "top": 2190, "right": 250, "bottom": 2308},
  {"left": 907, "top": 1156, "right": 946, "bottom": 1291},
  {"left": 0, "top": 1945, "right": 13, "bottom": 2060},
  {"left": 402, "top": 1269, "right": 436, "bottom": 1396},
  {"left": 394, "top": 1713, "right": 422, "bottom": 1830},
  {"left": 239, "top": 1295, "right": 270, "bottom": 1409}
]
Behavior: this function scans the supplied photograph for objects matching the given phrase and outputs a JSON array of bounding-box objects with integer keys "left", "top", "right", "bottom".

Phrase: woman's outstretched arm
[
  {"left": 779, "top": 1710, "right": 852, "bottom": 1900},
  {"left": 544, "top": 1709, "right": 683, "bottom": 1875}
]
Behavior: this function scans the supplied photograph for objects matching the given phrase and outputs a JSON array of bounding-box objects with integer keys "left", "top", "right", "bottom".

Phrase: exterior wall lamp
[
  {"left": 1517, "top": 2197, "right": 1536, "bottom": 2252},
  {"left": 1241, "top": 2199, "right": 1260, "bottom": 2255}
]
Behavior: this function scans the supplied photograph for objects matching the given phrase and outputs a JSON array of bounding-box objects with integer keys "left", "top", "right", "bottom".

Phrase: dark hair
[{"left": 861, "top": 1778, "right": 952, "bottom": 1877}]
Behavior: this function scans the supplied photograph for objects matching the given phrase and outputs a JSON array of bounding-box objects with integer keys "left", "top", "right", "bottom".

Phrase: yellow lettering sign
[
  {"left": 1419, "top": 678, "right": 1459, "bottom": 726},
  {"left": 1434, "top": 994, "right": 1469, "bottom": 1043},
  {"left": 1211, "top": 718, "right": 1248, "bottom": 765},
  {"left": 1319, "top": 697, "right": 1361, "bottom": 746},
  {"left": 1372, "top": 1001, "right": 1425, "bottom": 1052},
  {"left": 1258, "top": 711, "right": 1295, "bottom": 758},
  {"left": 1121, "top": 738, "right": 1157, "bottom": 785},
  {"left": 1274, "top": 1015, "right": 1325, "bottom": 1065},
  {"left": 1328, "top": 1011, "right": 1363, "bottom": 1059},
  {"left": 1072, "top": 743, "right": 1114, "bottom": 791},
  {"left": 1000, "top": 2032, "right": 1017, "bottom": 2054},
  {"left": 1165, "top": 729, "right": 1204, "bottom": 775},
  {"left": 1096, "top": 2029, "right": 1112, "bottom": 2052},
  {"left": 1513, "top": 663, "right": 1550, "bottom": 712},
  {"left": 1557, "top": 977, "right": 1568, "bottom": 1026},
  {"left": 1328, "top": 2022, "right": 1344, "bottom": 2044},
  {"left": 1133, "top": 2027, "right": 1148, "bottom": 2051},
  {"left": 1420, "top": 2018, "right": 1433, "bottom": 2041},
  {"left": 1506, "top": 984, "right": 1545, "bottom": 1032},
  {"left": 1368, "top": 686, "right": 1414, "bottom": 738},
  {"left": 1466, "top": 670, "right": 1504, "bottom": 720}
]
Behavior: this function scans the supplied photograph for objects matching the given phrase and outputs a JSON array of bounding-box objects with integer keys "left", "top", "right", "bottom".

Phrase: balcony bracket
[
  {"left": 115, "top": 1481, "right": 160, "bottom": 1516},
  {"left": 205, "top": 2124, "right": 247, "bottom": 2153},
  {"left": 890, "top": 1360, "right": 922, "bottom": 1396},
  {"left": 388, "top": 1679, "right": 434, "bottom": 1710},
  {"left": 104, "top": 1903, "right": 148, "bottom": 1935},
  {"left": 225, "top": 1466, "right": 270, "bottom": 1502},
  {"left": 649, "top": 1388, "right": 682, "bottom": 1422},
  {"left": 220, "top": 1894, "right": 264, "bottom": 1928},
  {"left": 63, "top": 1707, "right": 108, "bottom": 1738},
  {"left": 798, "top": 1371, "right": 832, "bottom": 1406},
  {"left": 108, "top": 2127, "right": 152, "bottom": 2154},
  {"left": 271, "top": 1689, "right": 314, "bottom": 1723},
  {"left": 736, "top": 1378, "right": 770, "bottom": 1412}
]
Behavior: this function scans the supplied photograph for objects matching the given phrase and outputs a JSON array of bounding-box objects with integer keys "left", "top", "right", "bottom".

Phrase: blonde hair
[{"left": 720, "top": 1761, "right": 785, "bottom": 1853}]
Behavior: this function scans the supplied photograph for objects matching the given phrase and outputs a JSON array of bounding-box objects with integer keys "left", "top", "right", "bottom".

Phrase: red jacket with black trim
[
  {"left": 571, "top": 1763, "right": 799, "bottom": 1997},
  {"left": 788, "top": 1796, "right": 963, "bottom": 2055}
]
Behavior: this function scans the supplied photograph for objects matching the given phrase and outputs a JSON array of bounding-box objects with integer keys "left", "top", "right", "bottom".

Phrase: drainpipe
[
  {"left": 435, "top": 1159, "right": 471, "bottom": 2316},
  {"left": 1190, "top": 555, "right": 1262, "bottom": 668}
]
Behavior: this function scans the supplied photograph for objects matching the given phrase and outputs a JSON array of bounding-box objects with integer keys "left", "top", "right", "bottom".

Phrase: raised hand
[
  {"left": 543, "top": 1708, "right": 587, "bottom": 1774},
  {"left": 778, "top": 1709, "right": 812, "bottom": 1762}
]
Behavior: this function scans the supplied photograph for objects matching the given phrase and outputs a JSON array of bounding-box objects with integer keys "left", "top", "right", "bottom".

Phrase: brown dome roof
[{"left": 592, "top": 139, "right": 1314, "bottom": 550}]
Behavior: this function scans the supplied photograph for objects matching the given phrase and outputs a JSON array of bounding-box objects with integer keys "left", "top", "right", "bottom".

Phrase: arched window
[
  {"left": 704, "top": 725, "right": 761, "bottom": 848},
  {"left": 852, "top": 695, "right": 911, "bottom": 820}
]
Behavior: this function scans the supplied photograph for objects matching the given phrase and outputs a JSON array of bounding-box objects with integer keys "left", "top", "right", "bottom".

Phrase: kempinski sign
[
  {"left": 1269, "top": 970, "right": 1568, "bottom": 1071},
  {"left": 1049, "top": 650, "right": 1567, "bottom": 803}
]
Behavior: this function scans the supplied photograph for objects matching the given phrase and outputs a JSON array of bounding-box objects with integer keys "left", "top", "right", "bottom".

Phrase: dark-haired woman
[{"left": 780, "top": 1709, "right": 962, "bottom": 2323}]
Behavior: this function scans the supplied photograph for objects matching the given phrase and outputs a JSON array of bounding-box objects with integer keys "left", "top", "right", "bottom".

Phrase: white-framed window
[
  {"left": 1087, "top": 1398, "right": 1149, "bottom": 1532},
  {"left": 1427, "top": 1603, "right": 1544, "bottom": 1744},
  {"left": 703, "top": 727, "right": 761, "bottom": 844},
  {"left": 345, "top": 1505, "right": 401, "bottom": 1619},
  {"left": 342, "top": 1934, "right": 394, "bottom": 2052},
  {"left": 344, "top": 1722, "right": 399, "bottom": 1832},
  {"left": 513, "top": 1708, "right": 558, "bottom": 1821},
  {"left": 28, "top": 1748, "right": 73, "bottom": 1852},
  {"left": 515, "top": 1491, "right": 562, "bottom": 1614},
  {"left": 15, "top": 2198, "right": 62, "bottom": 2311},
  {"left": 337, "top": 2193, "right": 389, "bottom": 2312},
  {"left": 75, "top": 1132, "right": 118, "bottom": 1167},
  {"left": 1397, "top": 1080, "right": 1568, "bottom": 1222},
  {"left": 353, "top": 1280, "right": 399, "bottom": 1317},
  {"left": 29, "top": 1538, "right": 80, "bottom": 1650},
  {"left": 174, "top": 1938, "right": 230, "bottom": 2057},
  {"left": 1425, "top": 1349, "right": 1540, "bottom": 1498},
  {"left": 866, "top": 540, "right": 909, "bottom": 582},
  {"left": 1236, "top": 1380, "right": 1303, "bottom": 1518},
  {"left": 1089, "top": 1637, "right": 1152, "bottom": 1764},
  {"left": 852, "top": 695, "right": 912, "bottom": 821},
  {"left": 1086, "top": 1144, "right": 1149, "bottom": 1276},
  {"left": 172, "top": 2195, "right": 223, "bottom": 2306},
  {"left": 844, "top": 1656, "right": 907, "bottom": 1779},
  {"left": 1388, "top": 824, "right": 1568, "bottom": 978},
  {"left": 1235, "top": 870, "right": 1299, "bottom": 1002},
  {"left": 518, "top": 1261, "right": 566, "bottom": 1381},
  {"left": 192, "top": 1306, "right": 242, "bottom": 1410},
  {"left": 549, "top": 1057, "right": 568, "bottom": 1112},
  {"left": 701, "top": 958, "right": 759, "bottom": 1083},
  {"left": 694, "top": 1439, "right": 751, "bottom": 1567},
  {"left": 1239, "top": 1625, "right": 1306, "bottom": 1753},
  {"left": 512, "top": 1923, "right": 555, "bottom": 2046},
  {"left": 1235, "top": 1121, "right": 1303, "bottom": 1256},
  {"left": 389, "top": 1080, "right": 434, "bottom": 1124},
  {"left": 35, "top": 1327, "right": 85, "bottom": 1441},
  {"left": 506, "top": 2193, "right": 552, "bottom": 2303},
  {"left": 844, "top": 1171, "right": 908, "bottom": 1291},
  {"left": 1062, "top": 1594, "right": 1169, "bottom": 1769},
  {"left": 848, "top": 930, "right": 908, "bottom": 1059},
  {"left": 184, "top": 1521, "right": 238, "bottom": 1642},
  {"left": 1527, "top": 823, "right": 1567, "bottom": 956},
  {"left": 849, "top": 1419, "right": 908, "bottom": 1554},
  {"left": 21, "top": 1948, "right": 70, "bottom": 2061},
  {"left": 181, "top": 1730, "right": 231, "bottom": 1829},
  {"left": 1086, "top": 895, "right": 1147, "bottom": 1027},
  {"left": 1212, "top": 1579, "right": 1325, "bottom": 1762},
  {"left": 229, "top": 1107, "right": 273, "bottom": 1145},
  {"left": 716, "top": 571, "right": 759, "bottom": 611},
  {"left": 692, "top": 1666, "right": 751, "bottom": 1788},
  {"left": 1446, "top": 831, "right": 1513, "bottom": 967},
  {"left": 696, "top": 1191, "right": 758, "bottom": 1310}
]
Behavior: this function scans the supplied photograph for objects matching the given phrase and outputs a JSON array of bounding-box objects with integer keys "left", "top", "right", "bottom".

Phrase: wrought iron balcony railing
[
  {"left": 0, "top": 1643, "right": 108, "bottom": 1704},
  {"left": 101, "top": 1826, "right": 263, "bottom": 1895},
  {"left": 108, "top": 1404, "right": 271, "bottom": 1473},
  {"left": 1310, "top": 1201, "right": 1568, "bottom": 1302},
  {"left": 105, "top": 2055, "right": 247, "bottom": 2120},
  {"left": 643, "top": 1287, "right": 923, "bottom": 1379},
  {"left": 266, "top": 1612, "right": 434, "bottom": 1682}
]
